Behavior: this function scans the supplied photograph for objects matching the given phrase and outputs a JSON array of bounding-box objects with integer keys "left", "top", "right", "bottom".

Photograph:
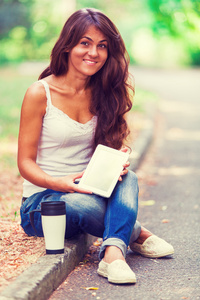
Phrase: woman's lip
[{"left": 83, "top": 59, "right": 97, "bottom": 65}]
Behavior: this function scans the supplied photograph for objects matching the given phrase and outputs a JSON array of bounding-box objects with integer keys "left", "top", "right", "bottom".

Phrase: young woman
[{"left": 18, "top": 8, "right": 174, "bottom": 284}]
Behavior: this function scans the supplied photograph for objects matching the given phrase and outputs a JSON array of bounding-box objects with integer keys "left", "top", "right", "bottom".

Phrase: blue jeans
[{"left": 20, "top": 171, "right": 140, "bottom": 258}]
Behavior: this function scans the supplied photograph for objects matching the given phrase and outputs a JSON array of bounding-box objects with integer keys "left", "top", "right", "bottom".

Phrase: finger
[
  {"left": 120, "top": 169, "right": 128, "bottom": 176},
  {"left": 77, "top": 188, "right": 93, "bottom": 194},
  {"left": 123, "top": 161, "right": 130, "bottom": 168},
  {"left": 120, "top": 147, "right": 128, "bottom": 153},
  {"left": 73, "top": 184, "right": 93, "bottom": 194},
  {"left": 71, "top": 171, "right": 85, "bottom": 181},
  {"left": 123, "top": 169, "right": 128, "bottom": 175}
]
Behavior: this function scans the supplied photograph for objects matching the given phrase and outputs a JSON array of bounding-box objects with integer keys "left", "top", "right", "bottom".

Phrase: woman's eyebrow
[{"left": 81, "top": 36, "right": 107, "bottom": 43}]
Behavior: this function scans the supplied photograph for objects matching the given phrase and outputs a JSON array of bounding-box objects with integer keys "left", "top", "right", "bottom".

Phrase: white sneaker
[
  {"left": 97, "top": 259, "right": 136, "bottom": 284},
  {"left": 130, "top": 235, "right": 174, "bottom": 258}
]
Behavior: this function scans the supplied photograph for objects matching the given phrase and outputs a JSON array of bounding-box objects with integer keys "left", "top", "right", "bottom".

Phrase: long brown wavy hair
[{"left": 39, "top": 8, "right": 134, "bottom": 150}]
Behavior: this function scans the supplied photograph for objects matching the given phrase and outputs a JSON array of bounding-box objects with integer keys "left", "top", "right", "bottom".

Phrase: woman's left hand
[{"left": 119, "top": 147, "right": 130, "bottom": 181}]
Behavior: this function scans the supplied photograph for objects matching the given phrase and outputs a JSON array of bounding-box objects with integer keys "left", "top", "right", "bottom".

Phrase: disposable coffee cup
[{"left": 30, "top": 201, "right": 66, "bottom": 254}]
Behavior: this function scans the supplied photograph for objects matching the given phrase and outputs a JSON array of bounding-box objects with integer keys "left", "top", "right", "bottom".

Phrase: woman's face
[{"left": 68, "top": 26, "right": 108, "bottom": 78}]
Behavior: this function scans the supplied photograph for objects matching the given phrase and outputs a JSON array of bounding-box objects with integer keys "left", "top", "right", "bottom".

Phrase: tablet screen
[{"left": 79, "top": 144, "right": 129, "bottom": 197}]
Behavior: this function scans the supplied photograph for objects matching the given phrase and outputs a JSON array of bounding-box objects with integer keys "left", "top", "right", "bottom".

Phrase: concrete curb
[
  {"left": 0, "top": 234, "right": 96, "bottom": 300},
  {"left": 0, "top": 105, "right": 156, "bottom": 300},
  {"left": 129, "top": 99, "right": 157, "bottom": 171},
  {"left": 129, "top": 118, "right": 154, "bottom": 171}
]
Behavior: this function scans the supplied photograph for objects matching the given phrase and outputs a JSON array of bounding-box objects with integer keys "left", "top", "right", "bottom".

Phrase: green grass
[
  {"left": 0, "top": 65, "right": 37, "bottom": 140},
  {"left": 132, "top": 88, "right": 158, "bottom": 112}
]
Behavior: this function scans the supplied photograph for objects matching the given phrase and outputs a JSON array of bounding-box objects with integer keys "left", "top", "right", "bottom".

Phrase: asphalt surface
[{"left": 49, "top": 67, "right": 200, "bottom": 300}]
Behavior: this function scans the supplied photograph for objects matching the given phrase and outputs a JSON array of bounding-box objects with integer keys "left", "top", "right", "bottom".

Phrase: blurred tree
[
  {"left": 147, "top": 0, "right": 200, "bottom": 65},
  {"left": 0, "top": 0, "right": 34, "bottom": 63},
  {"left": 0, "top": 0, "right": 33, "bottom": 37},
  {"left": 76, "top": 0, "right": 200, "bottom": 66},
  {"left": 0, "top": 0, "right": 199, "bottom": 66},
  {"left": 0, "top": 0, "right": 76, "bottom": 63}
]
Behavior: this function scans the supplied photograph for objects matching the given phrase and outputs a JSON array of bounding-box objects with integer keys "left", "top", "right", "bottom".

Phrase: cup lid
[{"left": 41, "top": 201, "right": 66, "bottom": 216}]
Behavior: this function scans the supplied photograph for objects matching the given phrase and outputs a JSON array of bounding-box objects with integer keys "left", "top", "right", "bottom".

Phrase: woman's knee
[
  {"left": 125, "top": 170, "right": 138, "bottom": 186},
  {"left": 118, "top": 171, "right": 139, "bottom": 215},
  {"left": 115, "top": 171, "right": 139, "bottom": 200},
  {"left": 62, "top": 193, "right": 106, "bottom": 237}
]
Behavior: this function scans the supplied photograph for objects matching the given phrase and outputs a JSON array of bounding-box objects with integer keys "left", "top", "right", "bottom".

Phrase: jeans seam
[{"left": 103, "top": 200, "right": 111, "bottom": 240}]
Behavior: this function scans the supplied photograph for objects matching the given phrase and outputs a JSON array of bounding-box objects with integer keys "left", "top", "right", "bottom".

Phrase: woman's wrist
[{"left": 44, "top": 175, "right": 60, "bottom": 191}]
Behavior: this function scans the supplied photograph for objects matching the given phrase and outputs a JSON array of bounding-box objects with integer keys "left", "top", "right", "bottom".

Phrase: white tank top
[{"left": 23, "top": 80, "right": 97, "bottom": 197}]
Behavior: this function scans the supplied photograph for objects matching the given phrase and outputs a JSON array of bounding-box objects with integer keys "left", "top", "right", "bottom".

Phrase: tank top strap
[{"left": 38, "top": 79, "right": 52, "bottom": 111}]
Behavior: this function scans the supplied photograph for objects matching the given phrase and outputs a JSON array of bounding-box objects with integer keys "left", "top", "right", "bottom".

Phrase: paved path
[{"left": 49, "top": 67, "right": 200, "bottom": 300}]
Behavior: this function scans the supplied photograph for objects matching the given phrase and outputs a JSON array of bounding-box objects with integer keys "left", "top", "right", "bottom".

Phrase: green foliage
[
  {"left": 76, "top": 0, "right": 102, "bottom": 9},
  {"left": 0, "top": 0, "right": 199, "bottom": 66},
  {"left": 147, "top": 0, "right": 200, "bottom": 65},
  {"left": 76, "top": 0, "right": 200, "bottom": 66},
  {"left": 0, "top": 0, "right": 62, "bottom": 64},
  {"left": 0, "top": 67, "right": 36, "bottom": 138},
  {"left": 0, "top": 0, "right": 32, "bottom": 37}
]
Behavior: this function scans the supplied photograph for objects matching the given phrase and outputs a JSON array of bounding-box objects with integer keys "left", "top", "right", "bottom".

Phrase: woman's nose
[{"left": 88, "top": 45, "right": 98, "bottom": 57}]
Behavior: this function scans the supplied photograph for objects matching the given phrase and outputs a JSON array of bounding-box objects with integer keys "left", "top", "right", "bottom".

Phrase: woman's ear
[{"left": 64, "top": 47, "right": 70, "bottom": 53}]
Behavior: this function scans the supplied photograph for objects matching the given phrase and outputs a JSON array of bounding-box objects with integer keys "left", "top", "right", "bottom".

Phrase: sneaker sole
[
  {"left": 97, "top": 269, "right": 108, "bottom": 278},
  {"left": 132, "top": 248, "right": 174, "bottom": 258},
  {"left": 108, "top": 276, "right": 136, "bottom": 284},
  {"left": 97, "top": 269, "right": 136, "bottom": 284}
]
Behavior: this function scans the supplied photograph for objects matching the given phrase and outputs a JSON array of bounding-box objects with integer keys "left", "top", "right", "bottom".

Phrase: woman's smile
[
  {"left": 83, "top": 59, "right": 97, "bottom": 65},
  {"left": 68, "top": 26, "right": 108, "bottom": 77}
]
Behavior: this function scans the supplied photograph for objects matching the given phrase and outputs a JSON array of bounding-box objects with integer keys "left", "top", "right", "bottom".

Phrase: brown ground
[{"left": 0, "top": 142, "right": 46, "bottom": 291}]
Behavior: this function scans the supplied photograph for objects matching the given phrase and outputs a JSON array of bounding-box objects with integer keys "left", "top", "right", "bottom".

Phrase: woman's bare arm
[{"left": 18, "top": 82, "right": 92, "bottom": 194}]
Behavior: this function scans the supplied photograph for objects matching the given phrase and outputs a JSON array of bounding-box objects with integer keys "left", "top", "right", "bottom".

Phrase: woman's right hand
[{"left": 51, "top": 171, "right": 92, "bottom": 194}]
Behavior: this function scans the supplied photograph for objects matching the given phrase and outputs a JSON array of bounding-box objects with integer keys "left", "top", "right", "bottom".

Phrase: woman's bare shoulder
[
  {"left": 24, "top": 81, "right": 46, "bottom": 102},
  {"left": 22, "top": 81, "right": 47, "bottom": 116}
]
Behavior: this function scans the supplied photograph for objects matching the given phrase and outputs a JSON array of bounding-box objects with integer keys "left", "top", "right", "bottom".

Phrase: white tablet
[{"left": 79, "top": 144, "right": 129, "bottom": 198}]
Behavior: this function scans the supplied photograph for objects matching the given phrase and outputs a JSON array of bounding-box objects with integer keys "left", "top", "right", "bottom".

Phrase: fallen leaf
[
  {"left": 161, "top": 206, "right": 168, "bottom": 211},
  {"left": 82, "top": 287, "right": 99, "bottom": 290},
  {"left": 151, "top": 259, "right": 160, "bottom": 263},
  {"left": 93, "top": 238, "right": 102, "bottom": 246},
  {"left": 146, "top": 180, "right": 157, "bottom": 186},
  {"left": 162, "top": 219, "right": 170, "bottom": 223},
  {"left": 140, "top": 200, "right": 155, "bottom": 206}
]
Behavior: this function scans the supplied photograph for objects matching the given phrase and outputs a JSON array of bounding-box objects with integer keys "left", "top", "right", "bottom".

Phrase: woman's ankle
[
  {"left": 103, "top": 246, "right": 125, "bottom": 264},
  {"left": 134, "top": 226, "right": 153, "bottom": 244}
]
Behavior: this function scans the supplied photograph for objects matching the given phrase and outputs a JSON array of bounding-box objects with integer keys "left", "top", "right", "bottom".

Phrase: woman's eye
[
  {"left": 98, "top": 44, "right": 107, "bottom": 49},
  {"left": 81, "top": 41, "right": 89, "bottom": 46}
]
